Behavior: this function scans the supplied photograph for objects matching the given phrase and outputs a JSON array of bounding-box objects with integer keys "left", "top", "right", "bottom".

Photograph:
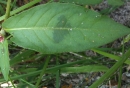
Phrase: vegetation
[{"left": 0, "top": 0, "right": 130, "bottom": 88}]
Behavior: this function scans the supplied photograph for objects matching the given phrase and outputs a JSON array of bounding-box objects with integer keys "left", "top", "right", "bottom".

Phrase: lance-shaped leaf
[
  {"left": 0, "top": 37, "right": 10, "bottom": 80},
  {"left": 2, "top": 3, "right": 130, "bottom": 54}
]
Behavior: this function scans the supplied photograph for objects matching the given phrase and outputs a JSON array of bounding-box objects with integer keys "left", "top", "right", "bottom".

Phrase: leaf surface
[
  {"left": 59, "top": 0, "right": 103, "bottom": 5},
  {"left": 0, "top": 39, "right": 10, "bottom": 80},
  {"left": 60, "top": 65, "right": 109, "bottom": 73},
  {"left": 108, "top": 0, "right": 124, "bottom": 6},
  {"left": 2, "top": 3, "right": 130, "bottom": 54}
]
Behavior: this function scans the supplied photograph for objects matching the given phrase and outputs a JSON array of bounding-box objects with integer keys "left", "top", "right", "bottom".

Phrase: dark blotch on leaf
[{"left": 53, "top": 15, "right": 71, "bottom": 43}]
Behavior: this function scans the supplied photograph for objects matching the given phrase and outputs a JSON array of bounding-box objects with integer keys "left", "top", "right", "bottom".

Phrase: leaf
[
  {"left": 59, "top": 0, "right": 103, "bottom": 5},
  {"left": 2, "top": 3, "right": 130, "bottom": 54},
  {"left": 92, "top": 48, "right": 130, "bottom": 65},
  {"left": 107, "top": 0, "right": 124, "bottom": 6},
  {"left": 60, "top": 65, "right": 108, "bottom": 73},
  {"left": 10, "top": 50, "right": 35, "bottom": 66},
  {"left": 122, "top": 34, "right": 130, "bottom": 44},
  {"left": 0, "top": 38, "right": 10, "bottom": 80}
]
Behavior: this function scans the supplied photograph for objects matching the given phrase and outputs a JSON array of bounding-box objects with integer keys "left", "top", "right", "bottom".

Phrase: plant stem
[
  {"left": 4, "top": 0, "right": 11, "bottom": 21},
  {"left": 56, "top": 57, "right": 60, "bottom": 88},
  {"left": 35, "top": 56, "right": 51, "bottom": 88},
  {"left": 118, "top": 38, "right": 125, "bottom": 88},
  {"left": 90, "top": 49, "right": 130, "bottom": 88},
  {"left": 0, "top": 0, "right": 42, "bottom": 21},
  {"left": 9, "top": 75, "right": 16, "bottom": 88},
  {"left": 20, "top": 79, "right": 34, "bottom": 87}
]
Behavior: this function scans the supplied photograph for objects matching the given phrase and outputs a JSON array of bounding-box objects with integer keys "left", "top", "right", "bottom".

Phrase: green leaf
[
  {"left": 107, "top": 0, "right": 124, "bottom": 6},
  {"left": 0, "top": 38, "right": 10, "bottom": 80},
  {"left": 122, "top": 34, "right": 130, "bottom": 44},
  {"left": 59, "top": 0, "right": 103, "bottom": 5},
  {"left": 60, "top": 65, "right": 108, "bottom": 73},
  {"left": 10, "top": 50, "right": 35, "bottom": 66},
  {"left": 2, "top": 3, "right": 130, "bottom": 54},
  {"left": 92, "top": 48, "right": 130, "bottom": 65},
  {"left": 49, "top": 65, "right": 108, "bottom": 73}
]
